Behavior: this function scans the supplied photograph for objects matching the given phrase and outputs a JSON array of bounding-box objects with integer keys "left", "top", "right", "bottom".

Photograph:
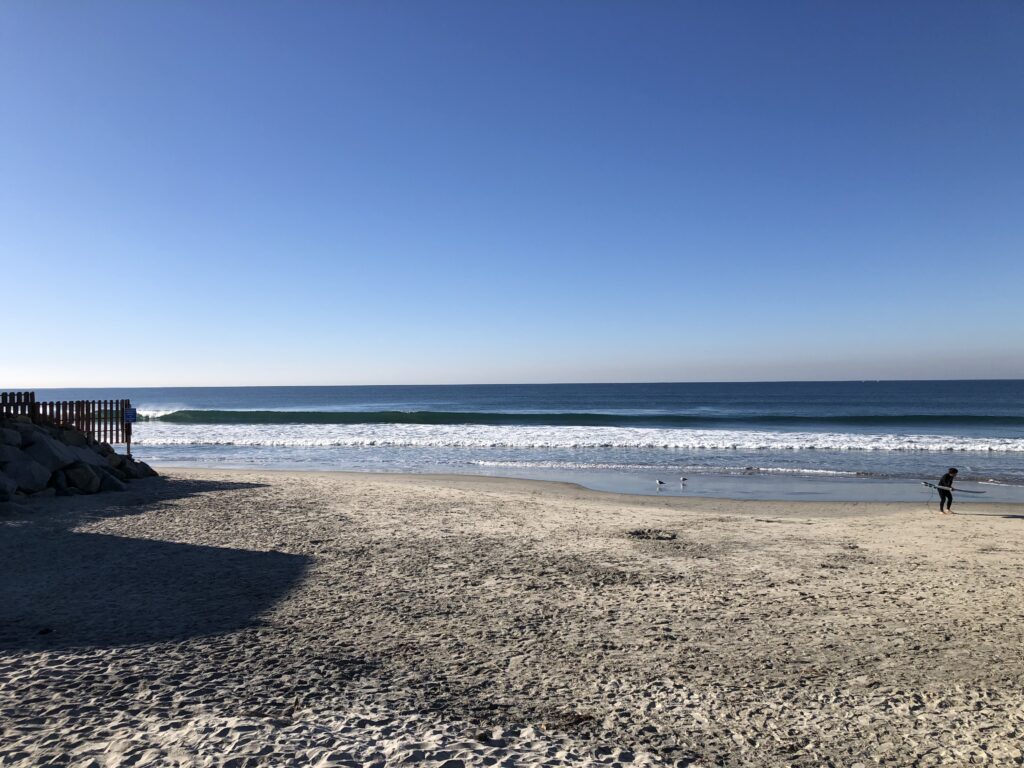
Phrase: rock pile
[{"left": 0, "top": 414, "right": 157, "bottom": 506}]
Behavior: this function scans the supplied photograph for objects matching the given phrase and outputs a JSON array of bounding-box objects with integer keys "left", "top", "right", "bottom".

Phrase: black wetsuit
[{"left": 938, "top": 472, "right": 955, "bottom": 511}]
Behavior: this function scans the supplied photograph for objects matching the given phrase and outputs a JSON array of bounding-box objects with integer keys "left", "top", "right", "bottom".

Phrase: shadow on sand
[
  {"left": 954, "top": 511, "right": 1024, "bottom": 520},
  {"left": 0, "top": 476, "right": 311, "bottom": 651}
]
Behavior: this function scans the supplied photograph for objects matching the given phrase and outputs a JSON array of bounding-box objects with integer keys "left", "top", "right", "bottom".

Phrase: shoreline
[
  {"left": 4, "top": 467, "right": 1024, "bottom": 766},
  {"left": 146, "top": 462, "right": 1024, "bottom": 508}
]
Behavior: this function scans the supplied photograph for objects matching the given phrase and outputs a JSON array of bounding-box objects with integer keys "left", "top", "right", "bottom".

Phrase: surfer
[{"left": 937, "top": 467, "right": 958, "bottom": 514}]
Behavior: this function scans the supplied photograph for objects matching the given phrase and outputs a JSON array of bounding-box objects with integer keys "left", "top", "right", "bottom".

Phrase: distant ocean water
[{"left": 31, "top": 381, "right": 1024, "bottom": 502}]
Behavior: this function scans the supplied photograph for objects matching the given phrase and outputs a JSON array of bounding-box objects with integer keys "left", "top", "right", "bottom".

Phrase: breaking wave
[
  {"left": 138, "top": 409, "right": 1024, "bottom": 428},
  {"left": 134, "top": 423, "right": 1024, "bottom": 452}
]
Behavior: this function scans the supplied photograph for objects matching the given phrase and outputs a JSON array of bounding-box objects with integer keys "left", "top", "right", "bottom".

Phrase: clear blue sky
[{"left": 2, "top": 1, "right": 1022, "bottom": 386}]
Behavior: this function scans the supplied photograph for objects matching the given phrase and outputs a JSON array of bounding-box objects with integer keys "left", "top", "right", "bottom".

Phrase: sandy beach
[{"left": 2, "top": 469, "right": 1023, "bottom": 767}]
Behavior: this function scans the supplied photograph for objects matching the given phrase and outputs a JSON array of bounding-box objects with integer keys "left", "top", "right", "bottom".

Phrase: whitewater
[{"left": 135, "top": 421, "right": 1024, "bottom": 452}]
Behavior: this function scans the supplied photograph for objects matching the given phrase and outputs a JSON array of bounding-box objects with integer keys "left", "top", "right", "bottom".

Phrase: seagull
[
  {"left": 656, "top": 479, "right": 666, "bottom": 491},
  {"left": 680, "top": 477, "right": 688, "bottom": 484}
]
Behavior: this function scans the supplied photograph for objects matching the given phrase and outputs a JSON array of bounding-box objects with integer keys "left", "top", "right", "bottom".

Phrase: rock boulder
[
  {"left": 24, "top": 434, "right": 77, "bottom": 473},
  {"left": 3, "top": 459, "right": 52, "bottom": 494},
  {"left": 8, "top": 423, "right": 36, "bottom": 447},
  {"left": 96, "top": 467, "right": 128, "bottom": 492},
  {"left": 0, "top": 469, "right": 17, "bottom": 497},
  {"left": 70, "top": 445, "right": 107, "bottom": 468},
  {"left": 0, "top": 444, "right": 24, "bottom": 464},
  {"left": 58, "top": 429, "right": 90, "bottom": 448},
  {"left": 49, "top": 469, "right": 69, "bottom": 496},
  {"left": 64, "top": 462, "right": 101, "bottom": 494},
  {"left": 121, "top": 459, "right": 158, "bottom": 479}
]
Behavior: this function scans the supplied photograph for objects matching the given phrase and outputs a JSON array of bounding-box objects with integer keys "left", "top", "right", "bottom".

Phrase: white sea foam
[
  {"left": 468, "top": 460, "right": 862, "bottom": 477},
  {"left": 470, "top": 460, "right": 672, "bottom": 471},
  {"left": 137, "top": 407, "right": 187, "bottom": 419},
  {"left": 734, "top": 467, "right": 863, "bottom": 476},
  {"left": 133, "top": 423, "right": 1024, "bottom": 452}
]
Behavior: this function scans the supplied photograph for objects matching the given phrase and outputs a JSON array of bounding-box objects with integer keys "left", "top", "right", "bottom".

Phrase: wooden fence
[
  {"left": 0, "top": 390, "right": 36, "bottom": 416},
  {"left": 1, "top": 391, "right": 132, "bottom": 445}
]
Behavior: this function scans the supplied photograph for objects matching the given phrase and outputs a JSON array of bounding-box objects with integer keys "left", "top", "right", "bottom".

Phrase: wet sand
[{"left": 2, "top": 468, "right": 1023, "bottom": 767}]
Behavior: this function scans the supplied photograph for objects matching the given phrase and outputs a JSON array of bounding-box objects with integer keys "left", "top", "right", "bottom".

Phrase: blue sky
[{"left": 2, "top": 1, "right": 1022, "bottom": 386}]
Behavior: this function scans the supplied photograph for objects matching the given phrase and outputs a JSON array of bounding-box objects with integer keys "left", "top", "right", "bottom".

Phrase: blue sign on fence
[{"left": 124, "top": 407, "right": 138, "bottom": 423}]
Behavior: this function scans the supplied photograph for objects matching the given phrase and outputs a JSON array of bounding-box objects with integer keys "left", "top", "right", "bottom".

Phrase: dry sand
[{"left": 2, "top": 468, "right": 1024, "bottom": 767}]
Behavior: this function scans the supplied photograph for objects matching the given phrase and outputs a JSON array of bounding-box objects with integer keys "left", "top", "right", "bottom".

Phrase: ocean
[{"left": 32, "top": 380, "right": 1024, "bottom": 503}]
